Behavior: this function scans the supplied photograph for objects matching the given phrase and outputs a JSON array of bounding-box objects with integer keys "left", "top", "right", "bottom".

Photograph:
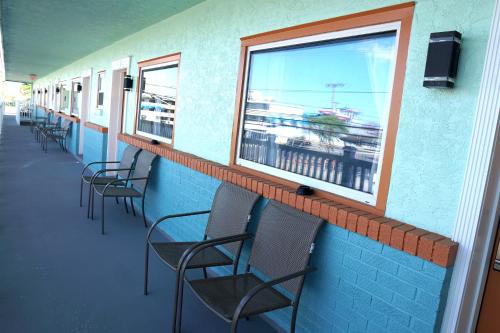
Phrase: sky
[{"left": 247, "top": 31, "right": 397, "bottom": 124}]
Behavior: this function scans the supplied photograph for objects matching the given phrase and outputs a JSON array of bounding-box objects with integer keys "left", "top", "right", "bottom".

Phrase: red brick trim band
[
  {"left": 84, "top": 122, "right": 108, "bottom": 133},
  {"left": 119, "top": 133, "right": 458, "bottom": 267},
  {"left": 56, "top": 112, "right": 80, "bottom": 123}
]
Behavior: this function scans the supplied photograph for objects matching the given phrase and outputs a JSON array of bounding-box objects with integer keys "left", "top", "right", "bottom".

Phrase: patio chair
[
  {"left": 80, "top": 145, "right": 142, "bottom": 209},
  {"left": 89, "top": 150, "right": 158, "bottom": 234},
  {"left": 144, "top": 182, "right": 261, "bottom": 330},
  {"left": 175, "top": 200, "right": 324, "bottom": 333},
  {"left": 41, "top": 118, "right": 71, "bottom": 153},
  {"left": 33, "top": 111, "right": 56, "bottom": 141}
]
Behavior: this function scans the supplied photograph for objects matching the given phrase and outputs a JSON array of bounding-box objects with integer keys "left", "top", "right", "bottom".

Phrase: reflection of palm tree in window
[{"left": 308, "top": 115, "right": 347, "bottom": 153}]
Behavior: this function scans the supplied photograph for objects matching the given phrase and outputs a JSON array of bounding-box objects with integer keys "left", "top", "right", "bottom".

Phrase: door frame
[
  {"left": 79, "top": 69, "right": 92, "bottom": 155},
  {"left": 107, "top": 57, "right": 130, "bottom": 161},
  {"left": 440, "top": 0, "right": 500, "bottom": 331}
]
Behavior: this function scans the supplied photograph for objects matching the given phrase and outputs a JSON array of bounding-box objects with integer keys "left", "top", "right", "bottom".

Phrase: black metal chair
[
  {"left": 34, "top": 111, "right": 57, "bottom": 142},
  {"left": 80, "top": 145, "right": 142, "bottom": 210},
  {"left": 89, "top": 150, "right": 158, "bottom": 234},
  {"left": 144, "top": 182, "right": 261, "bottom": 331},
  {"left": 175, "top": 200, "right": 324, "bottom": 333},
  {"left": 41, "top": 118, "right": 71, "bottom": 153}
]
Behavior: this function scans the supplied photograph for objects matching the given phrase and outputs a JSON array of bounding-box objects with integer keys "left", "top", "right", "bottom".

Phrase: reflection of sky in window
[
  {"left": 247, "top": 32, "right": 396, "bottom": 123},
  {"left": 143, "top": 66, "right": 177, "bottom": 99}
]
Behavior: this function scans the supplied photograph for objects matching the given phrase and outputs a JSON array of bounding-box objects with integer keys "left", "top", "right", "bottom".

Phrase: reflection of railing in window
[
  {"left": 138, "top": 118, "right": 173, "bottom": 139},
  {"left": 239, "top": 131, "right": 376, "bottom": 194}
]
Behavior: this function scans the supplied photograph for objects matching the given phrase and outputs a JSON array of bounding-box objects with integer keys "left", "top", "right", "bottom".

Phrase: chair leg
[
  {"left": 115, "top": 197, "right": 119, "bottom": 205},
  {"left": 173, "top": 269, "right": 183, "bottom": 333},
  {"left": 231, "top": 318, "right": 239, "bottom": 333},
  {"left": 91, "top": 189, "right": 95, "bottom": 220},
  {"left": 130, "top": 197, "right": 136, "bottom": 216},
  {"left": 80, "top": 179, "right": 84, "bottom": 207},
  {"left": 144, "top": 242, "right": 149, "bottom": 295},
  {"left": 290, "top": 304, "right": 299, "bottom": 333},
  {"left": 123, "top": 197, "right": 129, "bottom": 214},
  {"left": 203, "top": 268, "right": 208, "bottom": 279},
  {"left": 141, "top": 196, "right": 147, "bottom": 228},
  {"left": 101, "top": 196, "right": 105, "bottom": 235},
  {"left": 87, "top": 185, "right": 93, "bottom": 218}
]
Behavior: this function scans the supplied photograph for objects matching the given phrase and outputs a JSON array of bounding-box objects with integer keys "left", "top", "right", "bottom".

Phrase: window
[
  {"left": 60, "top": 82, "right": 70, "bottom": 113},
  {"left": 97, "top": 71, "right": 105, "bottom": 108},
  {"left": 71, "top": 81, "right": 81, "bottom": 116},
  {"left": 135, "top": 53, "right": 180, "bottom": 144},
  {"left": 232, "top": 5, "right": 413, "bottom": 209}
]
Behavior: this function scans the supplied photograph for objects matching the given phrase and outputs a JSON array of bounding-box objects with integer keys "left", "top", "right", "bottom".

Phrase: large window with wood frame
[
  {"left": 233, "top": 5, "right": 412, "bottom": 209},
  {"left": 135, "top": 53, "right": 180, "bottom": 144}
]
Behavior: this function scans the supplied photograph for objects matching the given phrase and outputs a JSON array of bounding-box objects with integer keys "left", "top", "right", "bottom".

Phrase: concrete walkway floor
[{"left": 0, "top": 116, "right": 277, "bottom": 333}]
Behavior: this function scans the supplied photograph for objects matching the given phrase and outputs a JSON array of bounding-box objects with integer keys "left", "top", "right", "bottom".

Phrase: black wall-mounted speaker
[
  {"left": 123, "top": 75, "right": 133, "bottom": 91},
  {"left": 423, "top": 31, "right": 461, "bottom": 88}
]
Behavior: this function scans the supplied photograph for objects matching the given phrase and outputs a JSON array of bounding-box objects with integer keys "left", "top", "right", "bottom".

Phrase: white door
[
  {"left": 107, "top": 69, "right": 126, "bottom": 161},
  {"left": 79, "top": 76, "right": 90, "bottom": 155}
]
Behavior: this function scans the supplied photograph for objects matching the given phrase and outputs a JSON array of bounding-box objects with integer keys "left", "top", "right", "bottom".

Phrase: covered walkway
[{"left": 0, "top": 115, "right": 276, "bottom": 333}]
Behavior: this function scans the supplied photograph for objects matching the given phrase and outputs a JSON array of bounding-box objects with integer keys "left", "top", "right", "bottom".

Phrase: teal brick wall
[
  {"left": 83, "top": 128, "right": 107, "bottom": 172},
  {"left": 117, "top": 142, "right": 453, "bottom": 333}
]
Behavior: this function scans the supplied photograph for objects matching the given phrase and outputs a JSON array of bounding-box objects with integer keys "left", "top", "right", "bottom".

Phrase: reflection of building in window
[
  {"left": 135, "top": 54, "right": 180, "bottom": 144},
  {"left": 236, "top": 23, "right": 399, "bottom": 205}
]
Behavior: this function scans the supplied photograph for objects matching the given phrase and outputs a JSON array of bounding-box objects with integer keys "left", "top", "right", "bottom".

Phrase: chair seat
[
  {"left": 94, "top": 185, "right": 141, "bottom": 197},
  {"left": 189, "top": 273, "right": 292, "bottom": 320},
  {"left": 151, "top": 242, "right": 233, "bottom": 269},
  {"left": 82, "top": 175, "right": 122, "bottom": 185}
]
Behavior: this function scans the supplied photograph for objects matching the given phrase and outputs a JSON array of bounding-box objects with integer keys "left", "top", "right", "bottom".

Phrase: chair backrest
[
  {"left": 204, "top": 182, "right": 260, "bottom": 255},
  {"left": 60, "top": 119, "right": 72, "bottom": 134},
  {"left": 50, "top": 113, "right": 60, "bottom": 126},
  {"left": 130, "top": 150, "right": 158, "bottom": 193},
  {"left": 117, "top": 145, "right": 142, "bottom": 179},
  {"left": 248, "top": 200, "right": 324, "bottom": 294}
]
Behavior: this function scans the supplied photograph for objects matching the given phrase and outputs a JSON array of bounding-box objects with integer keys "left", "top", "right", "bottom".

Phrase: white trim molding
[{"left": 441, "top": 1, "right": 500, "bottom": 332}]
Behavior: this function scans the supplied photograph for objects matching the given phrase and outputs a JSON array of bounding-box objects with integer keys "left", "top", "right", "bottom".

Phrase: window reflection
[
  {"left": 137, "top": 63, "right": 178, "bottom": 143},
  {"left": 238, "top": 31, "right": 397, "bottom": 198}
]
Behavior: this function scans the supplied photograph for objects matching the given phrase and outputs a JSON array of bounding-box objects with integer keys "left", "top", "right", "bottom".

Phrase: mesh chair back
[
  {"left": 50, "top": 114, "right": 60, "bottom": 126},
  {"left": 205, "top": 182, "right": 260, "bottom": 255},
  {"left": 117, "top": 145, "right": 141, "bottom": 179},
  {"left": 60, "top": 119, "right": 72, "bottom": 133},
  {"left": 248, "top": 201, "right": 324, "bottom": 294},
  {"left": 130, "top": 150, "right": 158, "bottom": 193}
]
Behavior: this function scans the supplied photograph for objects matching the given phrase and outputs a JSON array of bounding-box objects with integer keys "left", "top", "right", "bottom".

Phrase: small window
[
  {"left": 71, "top": 81, "right": 81, "bottom": 116},
  {"left": 60, "top": 82, "right": 70, "bottom": 112},
  {"left": 97, "top": 71, "right": 105, "bottom": 108},
  {"left": 233, "top": 13, "right": 412, "bottom": 208},
  {"left": 135, "top": 53, "right": 180, "bottom": 144}
]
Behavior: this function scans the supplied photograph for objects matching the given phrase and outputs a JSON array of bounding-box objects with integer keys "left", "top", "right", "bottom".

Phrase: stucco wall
[{"left": 34, "top": 0, "right": 495, "bottom": 236}]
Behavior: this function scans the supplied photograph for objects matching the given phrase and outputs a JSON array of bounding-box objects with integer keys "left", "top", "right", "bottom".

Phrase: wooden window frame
[
  {"left": 229, "top": 2, "right": 414, "bottom": 215},
  {"left": 133, "top": 52, "right": 181, "bottom": 146}
]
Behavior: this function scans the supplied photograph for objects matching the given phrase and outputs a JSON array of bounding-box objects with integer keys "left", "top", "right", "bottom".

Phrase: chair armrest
[
  {"left": 146, "top": 210, "right": 211, "bottom": 241},
  {"left": 102, "top": 177, "right": 149, "bottom": 193},
  {"left": 178, "top": 233, "right": 252, "bottom": 275},
  {"left": 81, "top": 161, "right": 121, "bottom": 177},
  {"left": 88, "top": 168, "right": 131, "bottom": 185},
  {"left": 232, "top": 267, "right": 316, "bottom": 322}
]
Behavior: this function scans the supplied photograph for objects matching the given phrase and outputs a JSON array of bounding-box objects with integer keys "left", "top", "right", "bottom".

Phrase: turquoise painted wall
[
  {"left": 118, "top": 141, "right": 453, "bottom": 333},
  {"left": 34, "top": 0, "right": 495, "bottom": 236},
  {"left": 82, "top": 128, "right": 107, "bottom": 172}
]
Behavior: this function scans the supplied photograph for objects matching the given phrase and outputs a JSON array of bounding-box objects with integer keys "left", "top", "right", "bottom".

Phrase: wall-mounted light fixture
[
  {"left": 44, "top": 88, "right": 48, "bottom": 93},
  {"left": 423, "top": 31, "right": 461, "bottom": 88},
  {"left": 123, "top": 75, "right": 133, "bottom": 91},
  {"left": 56, "top": 87, "right": 60, "bottom": 93},
  {"left": 76, "top": 83, "right": 82, "bottom": 92}
]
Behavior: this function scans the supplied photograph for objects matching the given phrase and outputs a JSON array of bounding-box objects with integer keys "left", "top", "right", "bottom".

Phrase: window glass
[
  {"left": 136, "top": 62, "right": 178, "bottom": 143},
  {"left": 71, "top": 82, "right": 81, "bottom": 116},
  {"left": 97, "top": 72, "right": 105, "bottom": 108},
  {"left": 60, "top": 83, "right": 70, "bottom": 112},
  {"left": 237, "top": 28, "right": 398, "bottom": 204}
]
